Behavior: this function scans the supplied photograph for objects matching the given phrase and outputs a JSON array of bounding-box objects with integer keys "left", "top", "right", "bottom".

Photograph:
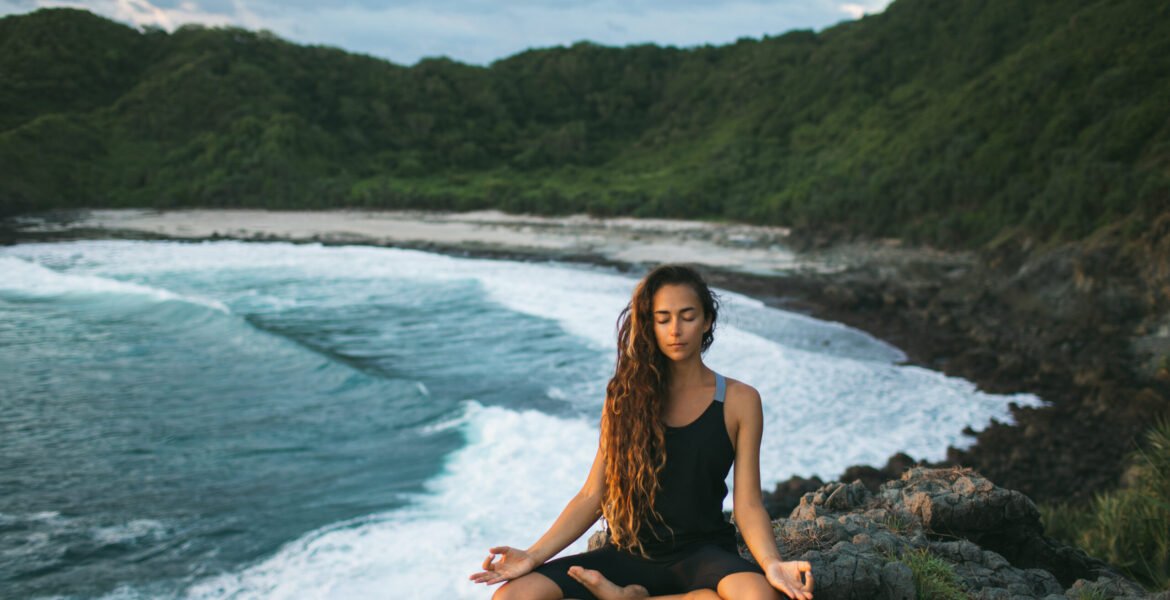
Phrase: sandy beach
[{"left": 8, "top": 208, "right": 974, "bottom": 277}]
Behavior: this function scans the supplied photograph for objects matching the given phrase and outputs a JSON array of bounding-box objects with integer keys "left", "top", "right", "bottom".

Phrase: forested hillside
[{"left": 2, "top": 0, "right": 1167, "bottom": 248}]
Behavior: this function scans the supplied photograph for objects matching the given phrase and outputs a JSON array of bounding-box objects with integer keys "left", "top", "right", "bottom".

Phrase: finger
[
  {"left": 803, "top": 567, "right": 815, "bottom": 591},
  {"left": 488, "top": 546, "right": 510, "bottom": 554},
  {"left": 482, "top": 554, "right": 494, "bottom": 570}
]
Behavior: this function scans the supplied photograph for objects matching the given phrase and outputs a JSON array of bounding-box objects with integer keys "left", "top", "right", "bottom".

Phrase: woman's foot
[{"left": 567, "top": 566, "right": 649, "bottom": 600}]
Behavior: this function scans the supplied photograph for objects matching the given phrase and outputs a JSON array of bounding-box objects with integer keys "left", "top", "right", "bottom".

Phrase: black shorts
[{"left": 531, "top": 541, "right": 765, "bottom": 599}]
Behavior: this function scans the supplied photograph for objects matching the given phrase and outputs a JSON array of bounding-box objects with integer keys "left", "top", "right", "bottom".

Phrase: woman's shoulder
[
  {"left": 721, "top": 376, "right": 762, "bottom": 410},
  {"left": 720, "top": 376, "right": 764, "bottom": 442}
]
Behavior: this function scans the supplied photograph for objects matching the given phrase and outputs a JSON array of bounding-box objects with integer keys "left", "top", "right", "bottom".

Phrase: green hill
[{"left": 1, "top": 0, "right": 1167, "bottom": 248}]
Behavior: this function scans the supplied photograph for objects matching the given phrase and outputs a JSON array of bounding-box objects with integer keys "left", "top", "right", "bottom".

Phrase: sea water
[{"left": 0, "top": 240, "right": 1043, "bottom": 599}]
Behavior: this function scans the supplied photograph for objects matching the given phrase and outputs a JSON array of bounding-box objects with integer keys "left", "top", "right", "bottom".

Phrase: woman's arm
[
  {"left": 472, "top": 427, "right": 609, "bottom": 585},
  {"left": 731, "top": 384, "right": 815, "bottom": 599},
  {"left": 524, "top": 435, "right": 607, "bottom": 564}
]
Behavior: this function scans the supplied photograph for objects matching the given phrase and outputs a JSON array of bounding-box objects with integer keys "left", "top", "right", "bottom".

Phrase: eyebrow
[{"left": 653, "top": 307, "right": 697, "bottom": 315}]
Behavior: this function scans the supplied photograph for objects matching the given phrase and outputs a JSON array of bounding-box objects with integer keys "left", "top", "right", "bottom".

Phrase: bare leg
[
  {"left": 716, "top": 572, "right": 785, "bottom": 600},
  {"left": 491, "top": 572, "right": 564, "bottom": 600},
  {"left": 566, "top": 566, "right": 649, "bottom": 599},
  {"left": 566, "top": 566, "right": 722, "bottom": 600}
]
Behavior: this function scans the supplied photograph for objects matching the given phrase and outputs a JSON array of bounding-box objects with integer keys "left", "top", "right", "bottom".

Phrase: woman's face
[{"left": 651, "top": 283, "right": 711, "bottom": 361}]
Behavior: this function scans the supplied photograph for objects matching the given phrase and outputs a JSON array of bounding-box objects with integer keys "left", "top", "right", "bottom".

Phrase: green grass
[
  {"left": 897, "top": 547, "right": 968, "bottom": 600},
  {"left": 1040, "top": 415, "right": 1170, "bottom": 592},
  {"left": 878, "top": 510, "right": 916, "bottom": 535},
  {"left": 1070, "top": 587, "right": 1110, "bottom": 600}
]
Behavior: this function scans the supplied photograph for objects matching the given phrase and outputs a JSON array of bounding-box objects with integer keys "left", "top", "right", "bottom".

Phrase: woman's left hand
[{"left": 764, "top": 559, "right": 814, "bottom": 600}]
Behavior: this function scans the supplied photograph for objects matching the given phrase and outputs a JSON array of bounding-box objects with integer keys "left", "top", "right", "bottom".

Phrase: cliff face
[{"left": 589, "top": 468, "right": 1161, "bottom": 599}]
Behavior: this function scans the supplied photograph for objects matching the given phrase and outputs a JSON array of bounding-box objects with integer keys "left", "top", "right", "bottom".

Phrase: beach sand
[{"left": 11, "top": 208, "right": 972, "bottom": 277}]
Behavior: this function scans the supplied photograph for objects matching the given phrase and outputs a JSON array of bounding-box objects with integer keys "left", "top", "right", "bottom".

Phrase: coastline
[
  {"left": 3, "top": 208, "right": 961, "bottom": 275},
  {"left": 5, "top": 208, "right": 1168, "bottom": 508}
]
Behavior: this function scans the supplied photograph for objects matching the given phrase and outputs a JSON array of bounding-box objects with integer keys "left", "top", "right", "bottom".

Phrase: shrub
[{"left": 1040, "top": 415, "right": 1170, "bottom": 591}]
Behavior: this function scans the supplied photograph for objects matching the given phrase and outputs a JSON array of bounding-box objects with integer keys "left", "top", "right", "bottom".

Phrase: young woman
[{"left": 469, "top": 264, "right": 814, "bottom": 600}]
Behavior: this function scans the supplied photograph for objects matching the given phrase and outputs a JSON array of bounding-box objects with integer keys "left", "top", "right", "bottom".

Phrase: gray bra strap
[{"left": 714, "top": 372, "right": 726, "bottom": 403}]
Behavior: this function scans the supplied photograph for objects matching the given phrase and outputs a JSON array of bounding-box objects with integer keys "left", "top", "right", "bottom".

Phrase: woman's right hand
[{"left": 469, "top": 545, "right": 538, "bottom": 585}]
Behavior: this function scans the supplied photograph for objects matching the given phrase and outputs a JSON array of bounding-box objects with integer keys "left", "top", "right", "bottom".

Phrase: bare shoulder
[{"left": 723, "top": 377, "right": 762, "bottom": 417}]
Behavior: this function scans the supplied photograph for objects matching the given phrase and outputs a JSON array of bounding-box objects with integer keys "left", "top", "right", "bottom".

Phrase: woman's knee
[
  {"left": 716, "top": 572, "right": 782, "bottom": 600},
  {"left": 490, "top": 572, "right": 563, "bottom": 600}
]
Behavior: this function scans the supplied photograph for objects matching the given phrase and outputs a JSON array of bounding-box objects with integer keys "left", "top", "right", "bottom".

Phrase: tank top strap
[{"left": 714, "top": 372, "right": 726, "bottom": 403}]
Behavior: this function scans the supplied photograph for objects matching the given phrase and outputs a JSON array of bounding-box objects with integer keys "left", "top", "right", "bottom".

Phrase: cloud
[
  {"left": 6, "top": 0, "right": 894, "bottom": 65},
  {"left": 837, "top": 0, "right": 890, "bottom": 19},
  {"left": 26, "top": 0, "right": 236, "bottom": 28}
]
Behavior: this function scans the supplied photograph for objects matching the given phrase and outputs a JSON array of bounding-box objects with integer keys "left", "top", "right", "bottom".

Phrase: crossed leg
[{"left": 566, "top": 567, "right": 782, "bottom": 600}]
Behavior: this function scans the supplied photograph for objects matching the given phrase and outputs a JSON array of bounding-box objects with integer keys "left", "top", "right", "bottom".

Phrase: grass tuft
[{"left": 898, "top": 547, "right": 968, "bottom": 600}]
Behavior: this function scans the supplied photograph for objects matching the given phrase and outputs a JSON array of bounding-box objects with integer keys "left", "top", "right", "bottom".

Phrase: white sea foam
[
  {"left": 6, "top": 239, "right": 1044, "bottom": 488},
  {"left": 182, "top": 401, "right": 597, "bottom": 600},
  {"left": 91, "top": 519, "right": 169, "bottom": 546},
  {"left": 0, "top": 255, "right": 229, "bottom": 313}
]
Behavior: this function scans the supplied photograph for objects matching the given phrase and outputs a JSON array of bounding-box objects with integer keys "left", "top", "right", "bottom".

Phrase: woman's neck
[{"left": 668, "top": 358, "right": 711, "bottom": 391}]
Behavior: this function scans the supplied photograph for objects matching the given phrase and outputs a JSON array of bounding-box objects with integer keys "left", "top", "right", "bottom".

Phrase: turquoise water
[{"left": 0, "top": 240, "right": 1044, "bottom": 599}]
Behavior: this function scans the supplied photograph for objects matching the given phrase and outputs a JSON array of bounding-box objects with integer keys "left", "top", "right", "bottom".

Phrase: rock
[
  {"left": 876, "top": 467, "right": 1122, "bottom": 588},
  {"left": 880, "top": 560, "right": 916, "bottom": 600},
  {"left": 719, "top": 468, "right": 1150, "bottom": 599},
  {"left": 1064, "top": 575, "right": 1152, "bottom": 599},
  {"left": 762, "top": 473, "right": 825, "bottom": 518}
]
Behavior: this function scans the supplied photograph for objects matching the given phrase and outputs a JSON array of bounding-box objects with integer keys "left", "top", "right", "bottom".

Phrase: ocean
[{"left": 0, "top": 240, "right": 1043, "bottom": 599}]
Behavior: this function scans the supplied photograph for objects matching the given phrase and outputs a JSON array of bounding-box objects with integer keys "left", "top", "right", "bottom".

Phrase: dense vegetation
[
  {"left": 1, "top": 0, "right": 1167, "bottom": 248},
  {"left": 1041, "top": 416, "right": 1170, "bottom": 591}
]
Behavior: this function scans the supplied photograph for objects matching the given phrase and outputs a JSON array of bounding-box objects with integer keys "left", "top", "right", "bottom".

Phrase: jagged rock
[
  {"left": 762, "top": 473, "right": 825, "bottom": 518},
  {"left": 1064, "top": 575, "right": 1155, "bottom": 600},
  {"left": 880, "top": 560, "right": 915, "bottom": 600},
  {"left": 733, "top": 468, "right": 1153, "bottom": 599},
  {"left": 791, "top": 479, "right": 873, "bottom": 520},
  {"left": 928, "top": 539, "right": 1063, "bottom": 597},
  {"left": 881, "top": 467, "right": 1039, "bottom": 538}
]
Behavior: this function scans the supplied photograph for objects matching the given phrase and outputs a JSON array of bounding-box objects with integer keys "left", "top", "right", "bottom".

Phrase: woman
[{"left": 469, "top": 264, "right": 814, "bottom": 600}]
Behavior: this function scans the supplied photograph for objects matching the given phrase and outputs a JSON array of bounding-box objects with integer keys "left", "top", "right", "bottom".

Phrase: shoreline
[
  {"left": 6, "top": 208, "right": 1168, "bottom": 507},
  {"left": 2, "top": 208, "right": 974, "bottom": 276},
  {"left": 0, "top": 208, "right": 975, "bottom": 386},
  {"left": 0, "top": 207, "right": 979, "bottom": 385}
]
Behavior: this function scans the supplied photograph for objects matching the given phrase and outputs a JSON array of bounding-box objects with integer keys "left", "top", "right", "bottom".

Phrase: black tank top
[{"left": 637, "top": 371, "right": 737, "bottom": 556}]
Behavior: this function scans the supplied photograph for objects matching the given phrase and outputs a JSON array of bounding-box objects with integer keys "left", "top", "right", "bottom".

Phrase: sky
[{"left": 0, "top": 0, "right": 894, "bottom": 66}]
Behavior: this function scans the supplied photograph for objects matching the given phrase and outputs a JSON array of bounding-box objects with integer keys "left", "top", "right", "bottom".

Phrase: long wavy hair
[{"left": 600, "top": 264, "right": 720, "bottom": 557}]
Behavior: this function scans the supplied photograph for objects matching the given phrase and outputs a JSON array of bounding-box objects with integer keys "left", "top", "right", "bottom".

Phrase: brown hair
[{"left": 600, "top": 264, "right": 720, "bottom": 557}]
